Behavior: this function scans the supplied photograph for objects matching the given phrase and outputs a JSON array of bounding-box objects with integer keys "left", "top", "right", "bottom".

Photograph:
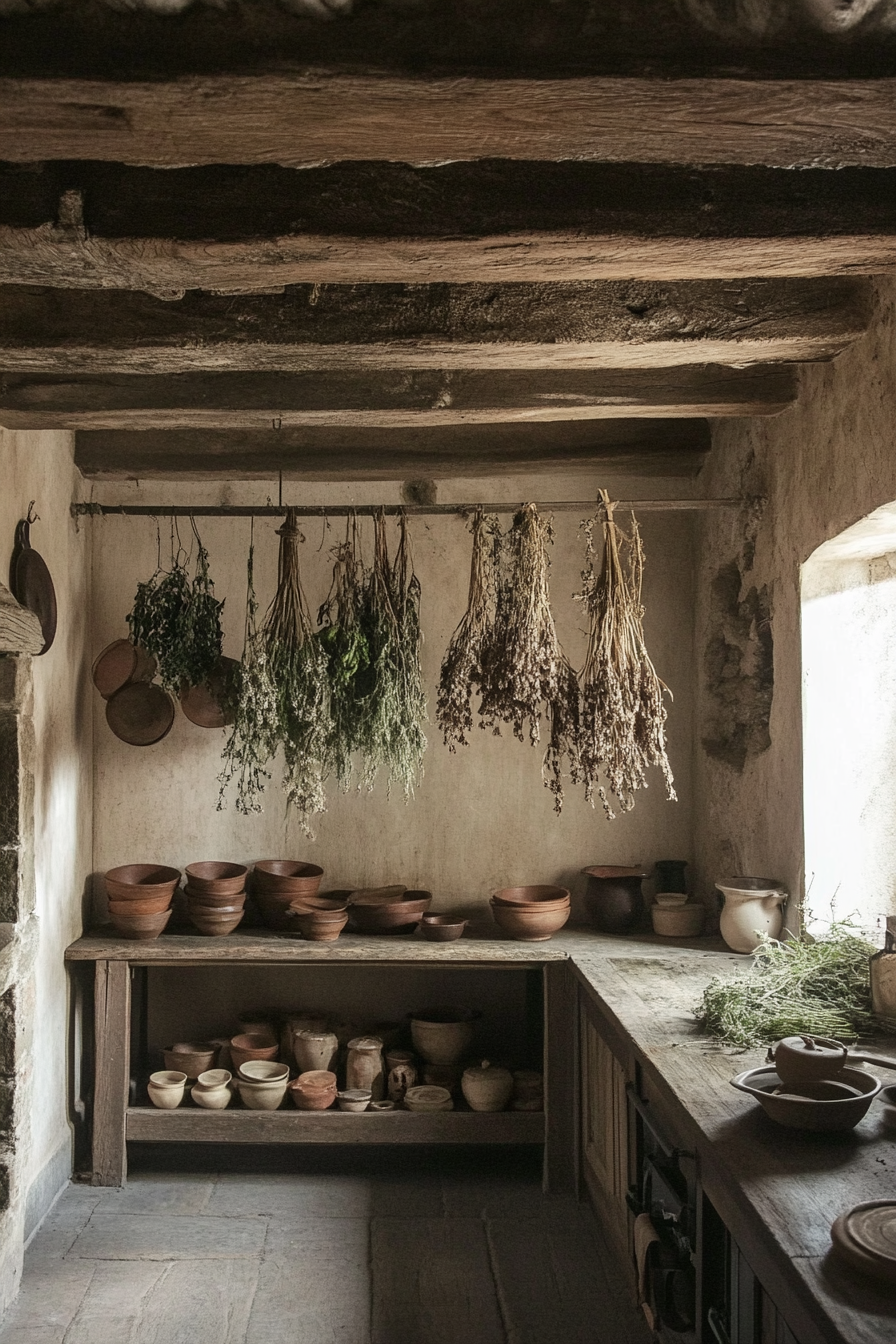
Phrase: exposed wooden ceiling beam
[
  {"left": 74, "top": 419, "right": 711, "bottom": 481},
  {"left": 0, "top": 280, "right": 868, "bottom": 374},
  {"left": 0, "top": 367, "right": 796, "bottom": 430},
  {"left": 2, "top": 75, "right": 896, "bottom": 170},
  {"left": 4, "top": 163, "right": 896, "bottom": 289}
]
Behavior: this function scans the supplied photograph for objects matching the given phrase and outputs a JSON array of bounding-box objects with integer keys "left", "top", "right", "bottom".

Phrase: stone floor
[{"left": 0, "top": 1147, "right": 652, "bottom": 1343}]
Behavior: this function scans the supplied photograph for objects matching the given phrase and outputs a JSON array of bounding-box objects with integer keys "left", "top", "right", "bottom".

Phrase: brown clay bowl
[
  {"left": 491, "top": 885, "right": 571, "bottom": 907},
  {"left": 254, "top": 891, "right": 299, "bottom": 932},
  {"left": 188, "top": 910, "right": 244, "bottom": 936},
  {"left": 163, "top": 1041, "right": 219, "bottom": 1079},
  {"left": 291, "top": 909, "right": 349, "bottom": 943},
  {"left": 230, "top": 1033, "right": 280, "bottom": 1070},
  {"left": 185, "top": 862, "right": 248, "bottom": 896},
  {"left": 490, "top": 900, "right": 570, "bottom": 942},
  {"left": 491, "top": 895, "right": 570, "bottom": 913},
  {"left": 109, "top": 908, "right": 172, "bottom": 940},
  {"left": 421, "top": 914, "right": 467, "bottom": 942},
  {"left": 349, "top": 885, "right": 408, "bottom": 906},
  {"left": 108, "top": 894, "right": 172, "bottom": 917},
  {"left": 105, "top": 864, "right": 181, "bottom": 900},
  {"left": 253, "top": 861, "right": 324, "bottom": 898},
  {"left": 288, "top": 895, "right": 349, "bottom": 913},
  {"left": 186, "top": 894, "right": 246, "bottom": 915},
  {"left": 351, "top": 893, "right": 432, "bottom": 932},
  {"left": 92, "top": 638, "right": 157, "bottom": 699}
]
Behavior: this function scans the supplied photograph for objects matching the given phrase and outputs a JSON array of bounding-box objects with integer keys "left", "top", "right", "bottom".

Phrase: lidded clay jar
[
  {"left": 769, "top": 1034, "right": 848, "bottom": 1090},
  {"left": 461, "top": 1060, "right": 514, "bottom": 1113}
]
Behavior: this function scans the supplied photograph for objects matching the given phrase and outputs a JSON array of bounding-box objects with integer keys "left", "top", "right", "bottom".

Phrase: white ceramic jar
[{"left": 715, "top": 877, "right": 787, "bottom": 954}]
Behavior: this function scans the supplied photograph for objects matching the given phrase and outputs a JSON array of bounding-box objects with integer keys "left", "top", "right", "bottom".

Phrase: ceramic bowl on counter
[
  {"left": 651, "top": 904, "right": 705, "bottom": 938},
  {"left": 229, "top": 1032, "right": 280, "bottom": 1070},
  {"left": 238, "top": 1059, "right": 290, "bottom": 1085},
  {"left": 237, "top": 1077, "right": 288, "bottom": 1111},
  {"left": 147, "top": 1069, "right": 187, "bottom": 1109},
  {"left": 420, "top": 914, "right": 467, "bottom": 942},
  {"left": 491, "top": 885, "right": 570, "bottom": 910},
  {"left": 109, "top": 907, "right": 173, "bottom": 941},
  {"left": 490, "top": 899, "right": 570, "bottom": 942},
  {"left": 163, "top": 1041, "right": 219, "bottom": 1079}
]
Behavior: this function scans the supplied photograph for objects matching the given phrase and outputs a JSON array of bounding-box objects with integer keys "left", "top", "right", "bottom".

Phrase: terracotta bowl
[
  {"left": 110, "top": 908, "right": 172, "bottom": 941},
  {"left": 288, "top": 1069, "right": 338, "bottom": 1111},
  {"left": 184, "top": 862, "right": 248, "bottom": 896},
  {"left": 163, "top": 1042, "right": 218, "bottom": 1079},
  {"left": 230, "top": 1033, "right": 279, "bottom": 1070},
  {"left": 490, "top": 900, "right": 570, "bottom": 942},
  {"left": 188, "top": 909, "right": 244, "bottom": 937},
  {"left": 290, "top": 909, "right": 349, "bottom": 943},
  {"left": 105, "top": 864, "right": 181, "bottom": 900},
  {"left": 289, "top": 895, "right": 349, "bottom": 913},
  {"left": 253, "top": 861, "right": 324, "bottom": 898},
  {"left": 491, "top": 893, "right": 570, "bottom": 913},
  {"left": 108, "top": 894, "right": 172, "bottom": 917},
  {"left": 421, "top": 914, "right": 467, "bottom": 942},
  {"left": 349, "top": 886, "right": 408, "bottom": 906},
  {"left": 351, "top": 892, "right": 432, "bottom": 932},
  {"left": 491, "top": 885, "right": 570, "bottom": 906},
  {"left": 186, "top": 895, "right": 246, "bottom": 915}
]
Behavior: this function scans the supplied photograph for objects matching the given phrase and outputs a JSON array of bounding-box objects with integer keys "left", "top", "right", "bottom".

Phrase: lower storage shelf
[{"left": 126, "top": 1106, "right": 545, "bottom": 1145}]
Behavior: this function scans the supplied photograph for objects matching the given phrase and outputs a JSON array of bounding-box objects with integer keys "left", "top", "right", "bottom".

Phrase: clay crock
[
  {"left": 346, "top": 1037, "right": 385, "bottom": 1100},
  {"left": 288, "top": 1070, "right": 337, "bottom": 1111},
  {"left": 582, "top": 866, "right": 646, "bottom": 935},
  {"left": 410, "top": 1008, "right": 479, "bottom": 1066},
  {"left": 293, "top": 1029, "right": 339, "bottom": 1075},
  {"left": 461, "top": 1060, "right": 514, "bottom": 1113}
]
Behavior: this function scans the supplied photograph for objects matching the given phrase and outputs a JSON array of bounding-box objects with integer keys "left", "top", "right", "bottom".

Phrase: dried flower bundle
[
  {"left": 317, "top": 521, "right": 371, "bottom": 788},
  {"left": 218, "top": 540, "right": 277, "bottom": 814},
  {"left": 478, "top": 504, "right": 581, "bottom": 812},
  {"left": 357, "top": 512, "right": 427, "bottom": 798},
  {"left": 576, "top": 492, "right": 675, "bottom": 819},
  {"left": 127, "top": 521, "right": 224, "bottom": 693},
  {"left": 437, "top": 510, "right": 500, "bottom": 750}
]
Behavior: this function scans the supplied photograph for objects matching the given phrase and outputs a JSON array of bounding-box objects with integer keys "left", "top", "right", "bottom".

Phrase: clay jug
[
  {"left": 293, "top": 1029, "right": 339, "bottom": 1075},
  {"left": 461, "top": 1060, "right": 514, "bottom": 1113},
  {"left": 346, "top": 1036, "right": 385, "bottom": 1101},
  {"left": 582, "top": 866, "right": 646, "bottom": 935},
  {"left": 715, "top": 877, "right": 786, "bottom": 954}
]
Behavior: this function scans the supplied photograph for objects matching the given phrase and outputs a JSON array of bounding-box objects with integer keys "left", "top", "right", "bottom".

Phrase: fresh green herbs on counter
[
  {"left": 697, "top": 927, "right": 878, "bottom": 1047},
  {"left": 127, "top": 523, "right": 224, "bottom": 693}
]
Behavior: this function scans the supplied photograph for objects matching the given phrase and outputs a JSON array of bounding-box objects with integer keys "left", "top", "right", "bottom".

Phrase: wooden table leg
[
  {"left": 543, "top": 960, "right": 578, "bottom": 1197},
  {"left": 91, "top": 960, "right": 131, "bottom": 1187}
]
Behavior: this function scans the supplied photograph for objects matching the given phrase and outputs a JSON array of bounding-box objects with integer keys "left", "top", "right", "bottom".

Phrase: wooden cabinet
[{"left": 579, "top": 988, "right": 633, "bottom": 1265}]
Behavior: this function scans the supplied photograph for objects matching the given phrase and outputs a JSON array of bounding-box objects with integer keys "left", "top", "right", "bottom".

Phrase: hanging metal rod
[{"left": 71, "top": 498, "right": 741, "bottom": 519}]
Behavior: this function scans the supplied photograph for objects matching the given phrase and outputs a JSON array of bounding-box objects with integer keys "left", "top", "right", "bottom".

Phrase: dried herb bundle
[
  {"left": 358, "top": 512, "right": 427, "bottom": 797},
  {"left": 697, "top": 928, "right": 877, "bottom": 1048},
  {"left": 576, "top": 492, "right": 675, "bottom": 819},
  {"left": 218, "top": 540, "right": 277, "bottom": 814},
  {"left": 437, "top": 510, "right": 500, "bottom": 750},
  {"left": 479, "top": 504, "right": 581, "bottom": 811},
  {"left": 317, "top": 522, "right": 371, "bottom": 788},
  {"left": 127, "top": 522, "right": 224, "bottom": 693}
]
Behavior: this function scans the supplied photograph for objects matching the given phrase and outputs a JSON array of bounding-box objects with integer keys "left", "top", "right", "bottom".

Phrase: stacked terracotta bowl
[
  {"left": 105, "top": 864, "right": 180, "bottom": 939},
  {"left": 253, "top": 861, "right": 324, "bottom": 930},
  {"left": 490, "top": 885, "right": 571, "bottom": 941},
  {"left": 289, "top": 894, "right": 350, "bottom": 942},
  {"left": 184, "top": 862, "right": 248, "bottom": 936},
  {"left": 350, "top": 887, "right": 432, "bottom": 935}
]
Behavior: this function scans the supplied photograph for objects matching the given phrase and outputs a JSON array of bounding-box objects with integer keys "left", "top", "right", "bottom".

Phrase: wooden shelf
[{"left": 126, "top": 1105, "right": 544, "bottom": 1145}]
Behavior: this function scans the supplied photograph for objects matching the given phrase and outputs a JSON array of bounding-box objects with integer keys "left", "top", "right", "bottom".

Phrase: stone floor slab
[
  {"left": 92, "top": 1174, "right": 216, "bottom": 1218},
  {"left": 69, "top": 1213, "right": 267, "bottom": 1261}
]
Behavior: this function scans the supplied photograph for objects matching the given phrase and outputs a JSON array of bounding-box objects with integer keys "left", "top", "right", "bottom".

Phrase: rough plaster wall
[
  {"left": 694, "top": 275, "right": 896, "bottom": 930},
  {"left": 89, "top": 471, "right": 694, "bottom": 924},
  {"left": 0, "top": 430, "right": 92, "bottom": 1311}
]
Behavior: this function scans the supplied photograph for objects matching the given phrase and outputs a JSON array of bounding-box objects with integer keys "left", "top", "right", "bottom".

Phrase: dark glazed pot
[
  {"left": 582, "top": 866, "right": 646, "bottom": 935},
  {"left": 655, "top": 860, "right": 688, "bottom": 895}
]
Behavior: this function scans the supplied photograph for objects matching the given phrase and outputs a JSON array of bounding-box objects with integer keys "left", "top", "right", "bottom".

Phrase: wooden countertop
[{"left": 65, "top": 923, "right": 896, "bottom": 1341}]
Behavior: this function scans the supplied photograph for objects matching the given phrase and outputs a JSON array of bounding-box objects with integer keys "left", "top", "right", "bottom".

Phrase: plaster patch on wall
[{"left": 702, "top": 559, "right": 773, "bottom": 771}]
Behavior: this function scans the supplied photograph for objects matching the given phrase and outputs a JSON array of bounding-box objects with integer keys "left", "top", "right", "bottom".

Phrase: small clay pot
[
  {"left": 289, "top": 1070, "right": 338, "bottom": 1111},
  {"left": 462, "top": 1060, "right": 514, "bottom": 1113},
  {"left": 337, "top": 1089, "right": 372, "bottom": 1113},
  {"left": 230, "top": 1033, "right": 279, "bottom": 1070},
  {"left": 421, "top": 914, "right": 467, "bottom": 942},
  {"left": 191, "top": 1069, "right": 234, "bottom": 1110},
  {"left": 490, "top": 901, "right": 570, "bottom": 942},
  {"left": 184, "top": 862, "right": 248, "bottom": 896},
  {"left": 410, "top": 1008, "right": 479, "bottom": 1065},
  {"left": 163, "top": 1042, "right": 218, "bottom": 1079},
  {"left": 147, "top": 1069, "right": 187, "bottom": 1109},
  {"left": 769, "top": 1035, "right": 849, "bottom": 1090},
  {"left": 105, "top": 864, "right": 181, "bottom": 900},
  {"left": 110, "top": 908, "right": 172, "bottom": 941},
  {"left": 238, "top": 1078, "right": 288, "bottom": 1110},
  {"left": 581, "top": 866, "right": 646, "bottom": 935}
]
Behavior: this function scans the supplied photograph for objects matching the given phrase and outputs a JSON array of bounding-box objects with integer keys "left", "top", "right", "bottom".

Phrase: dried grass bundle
[
  {"left": 577, "top": 491, "right": 676, "bottom": 818},
  {"left": 317, "top": 521, "right": 371, "bottom": 789},
  {"left": 437, "top": 510, "right": 500, "bottom": 750},
  {"left": 479, "top": 504, "right": 581, "bottom": 812},
  {"left": 218, "top": 539, "right": 277, "bottom": 815}
]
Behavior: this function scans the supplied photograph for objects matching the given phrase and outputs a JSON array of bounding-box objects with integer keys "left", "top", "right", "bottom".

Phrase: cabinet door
[{"left": 580, "top": 990, "right": 631, "bottom": 1250}]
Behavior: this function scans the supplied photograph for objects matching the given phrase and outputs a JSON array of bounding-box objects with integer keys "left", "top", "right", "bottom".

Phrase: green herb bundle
[
  {"left": 357, "top": 512, "right": 427, "bottom": 797},
  {"left": 437, "top": 510, "right": 500, "bottom": 751},
  {"left": 478, "top": 504, "right": 581, "bottom": 811},
  {"left": 127, "top": 523, "right": 224, "bottom": 693},
  {"left": 698, "top": 928, "right": 878, "bottom": 1048},
  {"left": 218, "top": 541, "right": 278, "bottom": 815},
  {"left": 317, "top": 522, "right": 371, "bottom": 788},
  {"left": 576, "top": 493, "right": 675, "bottom": 819}
]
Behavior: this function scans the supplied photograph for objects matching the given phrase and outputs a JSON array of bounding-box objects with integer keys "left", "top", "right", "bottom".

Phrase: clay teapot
[
  {"left": 768, "top": 1034, "right": 848, "bottom": 1089},
  {"left": 461, "top": 1060, "right": 514, "bottom": 1113}
]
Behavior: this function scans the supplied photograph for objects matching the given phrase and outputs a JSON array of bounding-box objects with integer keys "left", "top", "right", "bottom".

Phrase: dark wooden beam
[
  {"left": 74, "top": 419, "right": 711, "bottom": 481},
  {"left": 0, "top": 280, "right": 868, "bottom": 374},
  {"left": 0, "top": 367, "right": 796, "bottom": 430},
  {"left": 2, "top": 75, "right": 896, "bottom": 170}
]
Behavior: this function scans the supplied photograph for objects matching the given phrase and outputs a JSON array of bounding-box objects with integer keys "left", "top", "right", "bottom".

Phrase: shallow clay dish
[
  {"left": 110, "top": 908, "right": 172, "bottom": 941},
  {"left": 421, "top": 914, "right": 467, "bottom": 942},
  {"left": 185, "top": 861, "right": 248, "bottom": 896},
  {"left": 730, "top": 1065, "right": 880, "bottom": 1131},
  {"left": 404, "top": 1085, "right": 454, "bottom": 1113},
  {"left": 106, "top": 682, "right": 175, "bottom": 746},
  {"left": 831, "top": 1201, "right": 896, "bottom": 1284},
  {"left": 93, "top": 639, "right": 156, "bottom": 699}
]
